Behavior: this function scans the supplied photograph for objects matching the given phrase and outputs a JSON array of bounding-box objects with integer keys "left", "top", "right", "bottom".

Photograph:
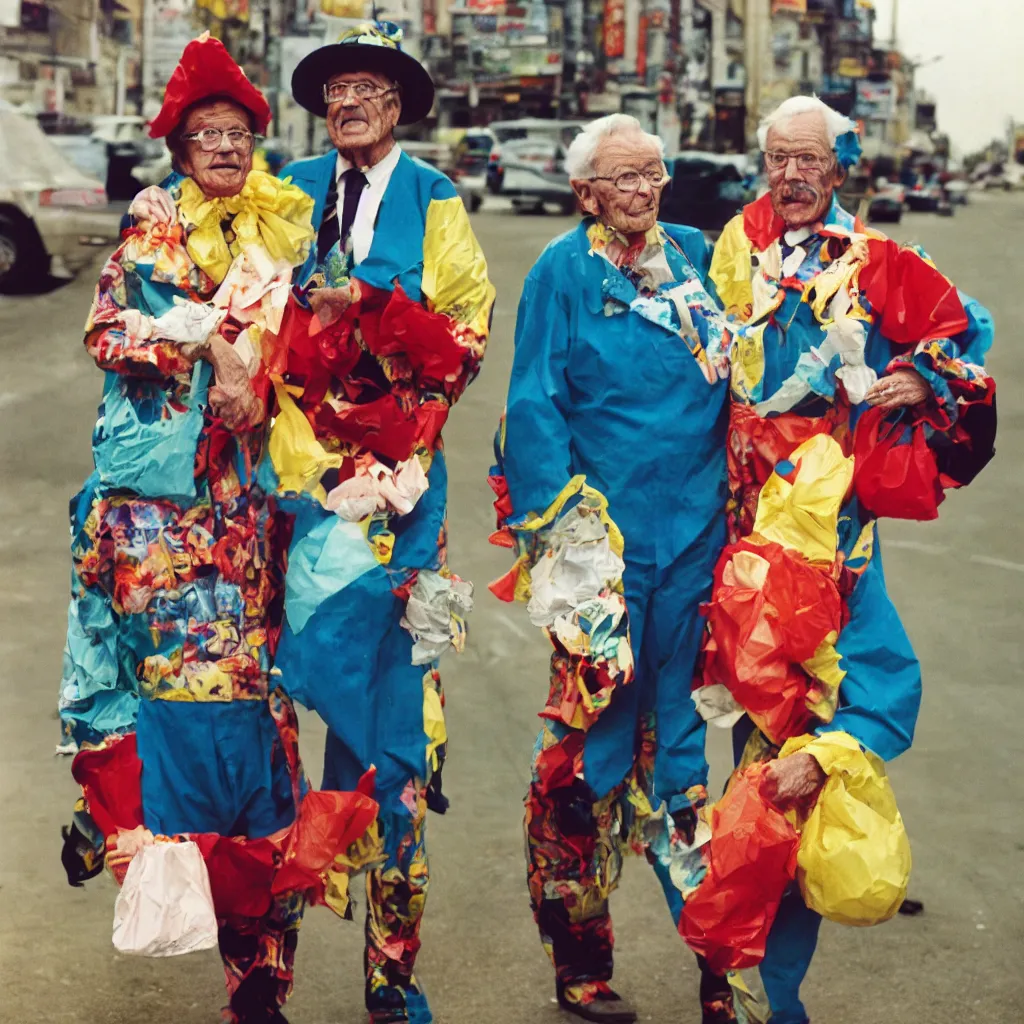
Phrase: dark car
[
  {"left": 659, "top": 152, "right": 754, "bottom": 235},
  {"left": 868, "top": 183, "right": 904, "bottom": 224}
]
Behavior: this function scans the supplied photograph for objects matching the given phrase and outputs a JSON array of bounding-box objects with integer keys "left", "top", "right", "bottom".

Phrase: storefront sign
[
  {"left": 854, "top": 79, "right": 895, "bottom": 120},
  {"left": 837, "top": 57, "right": 867, "bottom": 78},
  {"left": 772, "top": 0, "right": 807, "bottom": 13},
  {"left": 604, "top": 0, "right": 625, "bottom": 58},
  {"left": 637, "top": 14, "right": 648, "bottom": 80}
]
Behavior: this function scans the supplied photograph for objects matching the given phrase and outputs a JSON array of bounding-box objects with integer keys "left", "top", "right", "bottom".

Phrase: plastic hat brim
[{"left": 291, "top": 43, "right": 435, "bottom": 125}]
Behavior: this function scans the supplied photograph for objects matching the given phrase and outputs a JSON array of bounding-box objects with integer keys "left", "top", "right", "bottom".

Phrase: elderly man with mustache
[
  {"left": 264, "top": 21, "right": 494, "bottom": 1024},
  {"left": 490, "top": 113, "right": 741, "bottom": 1024},
  {"left": 690, "top": 95, "right": 996, "bottom": 1023}
]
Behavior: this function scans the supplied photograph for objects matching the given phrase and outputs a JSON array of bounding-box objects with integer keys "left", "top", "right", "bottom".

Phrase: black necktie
[{"left": 318, "top": 167, "right": 367, "bottom": 262}]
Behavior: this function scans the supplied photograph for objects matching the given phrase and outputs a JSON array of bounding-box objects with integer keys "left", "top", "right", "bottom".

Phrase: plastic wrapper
[
  {"left": 527, "top": 505, "right": 625, "bottom": 628},
  {"left": 853, "top": 406, "right": 943, "bottom": 521},
  {"left": 701, "top": 540, "right": 841, "bottom": 745},
  {"left": 112, "top": 841, "right": 218, "bottom": 957},
  {"left": 752, "top": 433, "right": 853, "bottom": 564},
  {"left": 399, "top": 570, "right": 474, "bottom": 665},
  {"left": 325, "top": 453, "right": 430, "bottom": 521},
  {"left": 781, "top": 732, "right": 911, "bottom": 926},
  {"left": 267, "top": 383, "right": 343, "bottom": 503},
  {"left": 679, "top": 762, "right": 799, "bottom": 973},
  {"left": 92, "top": 360, "right": 211, "bottom": 505}
]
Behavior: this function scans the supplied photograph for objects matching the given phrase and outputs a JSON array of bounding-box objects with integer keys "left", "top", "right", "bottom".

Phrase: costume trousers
[
  {"left": 136, "top": 696, "right": 307, "bottom": 1020},
  {"left": 324, "top": 732, "right": 433, "bottom": 1024}
]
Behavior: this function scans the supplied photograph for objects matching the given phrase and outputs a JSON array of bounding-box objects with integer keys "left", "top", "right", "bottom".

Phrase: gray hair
[
  {"left": 756, "top": 95, "right": 857, "bottom": 150},
  {"left": 565, "top": 114, "right": 665, "bottom": 180}
]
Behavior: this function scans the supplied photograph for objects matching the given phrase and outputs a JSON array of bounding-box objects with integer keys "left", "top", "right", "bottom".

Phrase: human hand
[
  {"left": 765, "top": 753, "right": 826, "bottom": 808},
  {"left": 128, "top": 186, "right": 176, "bottom": 230},
  {"left": 865, "top": 369, "right": 930, "bottom": 409},
  {"left": 307, "top": 282, "right": 359, "bottom": 332},
  {"left": 207, "top": 333, "right": 263, "bottom": 430}
]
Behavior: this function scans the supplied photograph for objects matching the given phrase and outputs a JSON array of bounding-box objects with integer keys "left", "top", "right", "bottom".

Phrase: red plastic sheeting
[{"left": 680, "top": 763, "right": 800, "bottom": 973}]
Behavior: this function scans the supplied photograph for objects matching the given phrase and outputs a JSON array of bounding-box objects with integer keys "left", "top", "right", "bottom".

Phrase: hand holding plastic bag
[
  {"left": 780, "top": 731, "right": 911, "bottom": 926},
  {"left": 112, "top": 841, "right": 218, "bottom": 957},
  {"left": 679, "top": 762, "right": 799, "bottom": 973}
]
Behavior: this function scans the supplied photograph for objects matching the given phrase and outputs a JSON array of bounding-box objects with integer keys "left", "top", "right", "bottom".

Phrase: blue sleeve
[
  {"left": 820, "top": 547, "right": 922, "bottom": 761},
  {"left": 502, "top": 272, "right": 574, "bottom": 520}
]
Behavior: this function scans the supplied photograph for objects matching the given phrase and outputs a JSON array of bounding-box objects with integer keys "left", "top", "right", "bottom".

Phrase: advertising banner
[{"left": 604, "top": 0, "right": 625, "bottom": 58}]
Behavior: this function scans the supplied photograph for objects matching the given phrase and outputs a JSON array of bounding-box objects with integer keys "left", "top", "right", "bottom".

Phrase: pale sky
[{"left": 871, "top": 0, "right": 1024, "bottom": 155}]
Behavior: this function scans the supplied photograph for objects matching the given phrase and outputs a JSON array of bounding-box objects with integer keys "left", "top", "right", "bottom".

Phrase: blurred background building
[{"left": 2, "top": 0, "right": 1017, "bottom": 167}]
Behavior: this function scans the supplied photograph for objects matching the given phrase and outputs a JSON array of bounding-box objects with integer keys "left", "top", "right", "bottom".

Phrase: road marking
[{"left": 885, "top": 538, "right": 1024, "bottom": 574}]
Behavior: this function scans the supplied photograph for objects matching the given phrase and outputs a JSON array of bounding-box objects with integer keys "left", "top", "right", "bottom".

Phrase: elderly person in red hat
[
  {"left": 257, "top": 21, "right": 494, "bottom": 1024},
  {"left": 59, "top": 34, "right": 380, "bottom": 1024}
]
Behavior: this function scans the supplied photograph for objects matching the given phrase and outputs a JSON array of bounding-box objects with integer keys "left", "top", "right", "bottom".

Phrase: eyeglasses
[
  {"left": 182, "top": 128, "right": 257, "bottom": 152},
  {"left": 323, "top": 81, "right": 398, "bottom": 104},
  {"left": 590, "top": 167, "right": 670, "bottom": 193},
  {"left": 764, "top": 151, "right": 831, "bottom": 171}
]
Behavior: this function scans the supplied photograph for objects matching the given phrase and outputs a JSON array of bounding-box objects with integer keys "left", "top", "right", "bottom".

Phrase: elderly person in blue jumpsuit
[
  {"left": 490, "top": 114, "right": 739, "bottom": 1024},
  {"left": 695, "top": 96, "right": 996, "bottom": 1024},
  {"left": 265, "top": 22, "right": 494, "bottom": 1024}
]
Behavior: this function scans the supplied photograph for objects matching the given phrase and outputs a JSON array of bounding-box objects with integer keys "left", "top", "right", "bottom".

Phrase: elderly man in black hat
[{"left": 272, "top": 21, "right": 494, "bottom": 1024}]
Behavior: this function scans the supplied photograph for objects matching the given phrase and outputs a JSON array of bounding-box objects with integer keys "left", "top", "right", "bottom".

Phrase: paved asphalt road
[{"left": 1, "top": 192, "right": 1021, "bottom": 1024}]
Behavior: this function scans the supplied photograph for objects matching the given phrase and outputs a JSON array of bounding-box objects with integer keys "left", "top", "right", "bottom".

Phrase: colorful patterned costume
[
  {"left": 265, "top": 147, "right": 493, "bottom": 1023},
  {"left": 492, "top": 219, "right": 734, "bottom": 1009},
  {"left": 59, "top": 171, "right": 379, "bottom": 1022},
  {"left": 690, "top": 193, "right": 995, "bottom": 1023}
]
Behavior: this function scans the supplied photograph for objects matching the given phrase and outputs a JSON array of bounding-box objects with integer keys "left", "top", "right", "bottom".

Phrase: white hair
[
  {"left": 756, "top": 95, "right": 857, "bottom": 151},
  {"left": 564, "top": 114, "right": 665, "bottom": 180}
]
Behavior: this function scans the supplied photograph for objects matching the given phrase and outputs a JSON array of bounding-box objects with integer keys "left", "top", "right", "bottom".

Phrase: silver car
[{"left": 0, "top": 103, "right": 113, "bottom": 292}]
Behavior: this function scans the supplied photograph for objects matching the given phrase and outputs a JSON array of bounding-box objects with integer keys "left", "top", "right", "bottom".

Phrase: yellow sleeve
[
  {"left": 709, "top": 213, "right": 754, "bottom": 320},
  {"left": 421, "top": 196, "right": 496, "bottom": 339}
]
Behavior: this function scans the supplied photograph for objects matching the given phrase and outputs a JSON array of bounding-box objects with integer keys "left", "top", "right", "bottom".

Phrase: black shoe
[{"left": 556, "top": 983, "right": 638, "bottom": 1023}]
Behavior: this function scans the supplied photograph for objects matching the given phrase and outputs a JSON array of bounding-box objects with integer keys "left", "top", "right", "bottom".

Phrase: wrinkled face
[
  {"left": 572, "top": 131, "right": 667, "bottom": 235},
  {"left": 325, "top": 70, "right": 401, "bottom": 154},
  {"left": 177, "top": 100, "right": 254, "bottom": 199},
  {"left": 765, "top": 111, "right": 844, "bottom": 229}
]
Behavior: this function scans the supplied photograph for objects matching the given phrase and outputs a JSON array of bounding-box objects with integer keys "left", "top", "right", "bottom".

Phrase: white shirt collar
[
  {"left": 783, "top": 226, "right": 813, "bottom": 247},
  {"left": 335, "top": 142, "right": 402, "bottom": 188}
]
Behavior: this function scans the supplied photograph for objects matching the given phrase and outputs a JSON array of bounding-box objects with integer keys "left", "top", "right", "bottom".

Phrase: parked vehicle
[
  {"left": 868, "top": 183, "right": 904, "bottom": 224},
  {"left": 944, "top": 179, "right": 970, "bottom": 205},
  {"left": 0, "top": 103, "right": 110, "bottom": 292},
  {"left": 905, "top": 178, "right": 943, "bottom": 212},
  {"left": 659, "top": 152, "right": 755, "bottom": 234},
  {"left": 485, "top": 119, "right": 586, "bottom": 206}
]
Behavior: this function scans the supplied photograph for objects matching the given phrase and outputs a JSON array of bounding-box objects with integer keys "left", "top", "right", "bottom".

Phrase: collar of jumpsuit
[{"left": 333, "top": 141, "right": 403, "bottom": 264}]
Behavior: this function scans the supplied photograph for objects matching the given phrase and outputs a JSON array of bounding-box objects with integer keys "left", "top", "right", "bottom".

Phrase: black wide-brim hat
[{"left": 292, "top": 21, "right": 435, "bottom": 125}]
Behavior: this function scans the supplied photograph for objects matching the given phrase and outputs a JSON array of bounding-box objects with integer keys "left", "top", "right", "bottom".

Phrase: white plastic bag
[{"left": 112, "top": 841, "right": 219, "bottom": 957}]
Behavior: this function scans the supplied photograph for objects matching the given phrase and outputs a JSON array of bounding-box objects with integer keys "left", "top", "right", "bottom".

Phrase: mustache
[
  {"left": 336, "top": 112, "right": 369, "bottom": 125},
  {"left": 780, "top": 182, "right": 819, "bottom": 202}
]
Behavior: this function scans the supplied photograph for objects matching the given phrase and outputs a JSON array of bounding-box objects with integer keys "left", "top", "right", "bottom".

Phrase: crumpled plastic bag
[
  {"left": 267, "top": 382, "right": 343, "bottom": 503},
  {"left": 112, "top": 841, "right": 218, "bottom": 957},
  {"left": 701, "top": 540, "right": 841, "bottom": 745},
  {"left": 527, "top": 505, "right": 625, "bottom": 628},
  {"left": 780, "top": 732, "right": 911, "bottom": 926},
  {"left": 853, "top": 406, "right": 942, "bottom": 521},
  {"left": 679, "top": 762, "right": 799, "bottom": 973},
  {"left": 753, "top": 433, "right": 853, "bottom": 564},
  {"left": 400, "top": 570, "right": 474, "bottom": 665},
  {"left": 325, "top": 454, "right": 430, "bottom": 522}
]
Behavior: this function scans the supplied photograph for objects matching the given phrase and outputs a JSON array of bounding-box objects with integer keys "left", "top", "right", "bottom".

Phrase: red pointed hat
[{"left": 148, "top": 32, "right": 272, "bottom": 139}]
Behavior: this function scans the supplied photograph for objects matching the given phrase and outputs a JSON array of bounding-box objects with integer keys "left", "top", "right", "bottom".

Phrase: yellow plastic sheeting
[
  {"left": 178, "top": 171, "right": 315, "bottom": 285},
  {"left": 422, "top": 195, "right": 496, "bottom": 339},
  {"left": 802, "top": 630, "right": 845, "bottom": 724},
  {"left": 753, "top": 434, "right": 853, "bottom": 565},
  {"left": 780, "top": 731, "right": 911, "bottom": 927},
  {"left": 709, "top": 214, "right": 755, "bottom": 319},
  {"left": 423, "top": 679, "right": 447, "bottom": 774},
  {"left": 729, "top": 322, "right": 768, "bottom": 403},
  {"left": 515, "top": 474, "right": 625, "bottom": 557},
  {"left": 267, "top": 383, "right": 342, "bottom": 504}
]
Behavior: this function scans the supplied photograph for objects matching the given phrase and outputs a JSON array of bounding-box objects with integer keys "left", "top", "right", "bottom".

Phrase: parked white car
[{"left": 0, "top": 103, "right": 111, "bottom": 292}]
